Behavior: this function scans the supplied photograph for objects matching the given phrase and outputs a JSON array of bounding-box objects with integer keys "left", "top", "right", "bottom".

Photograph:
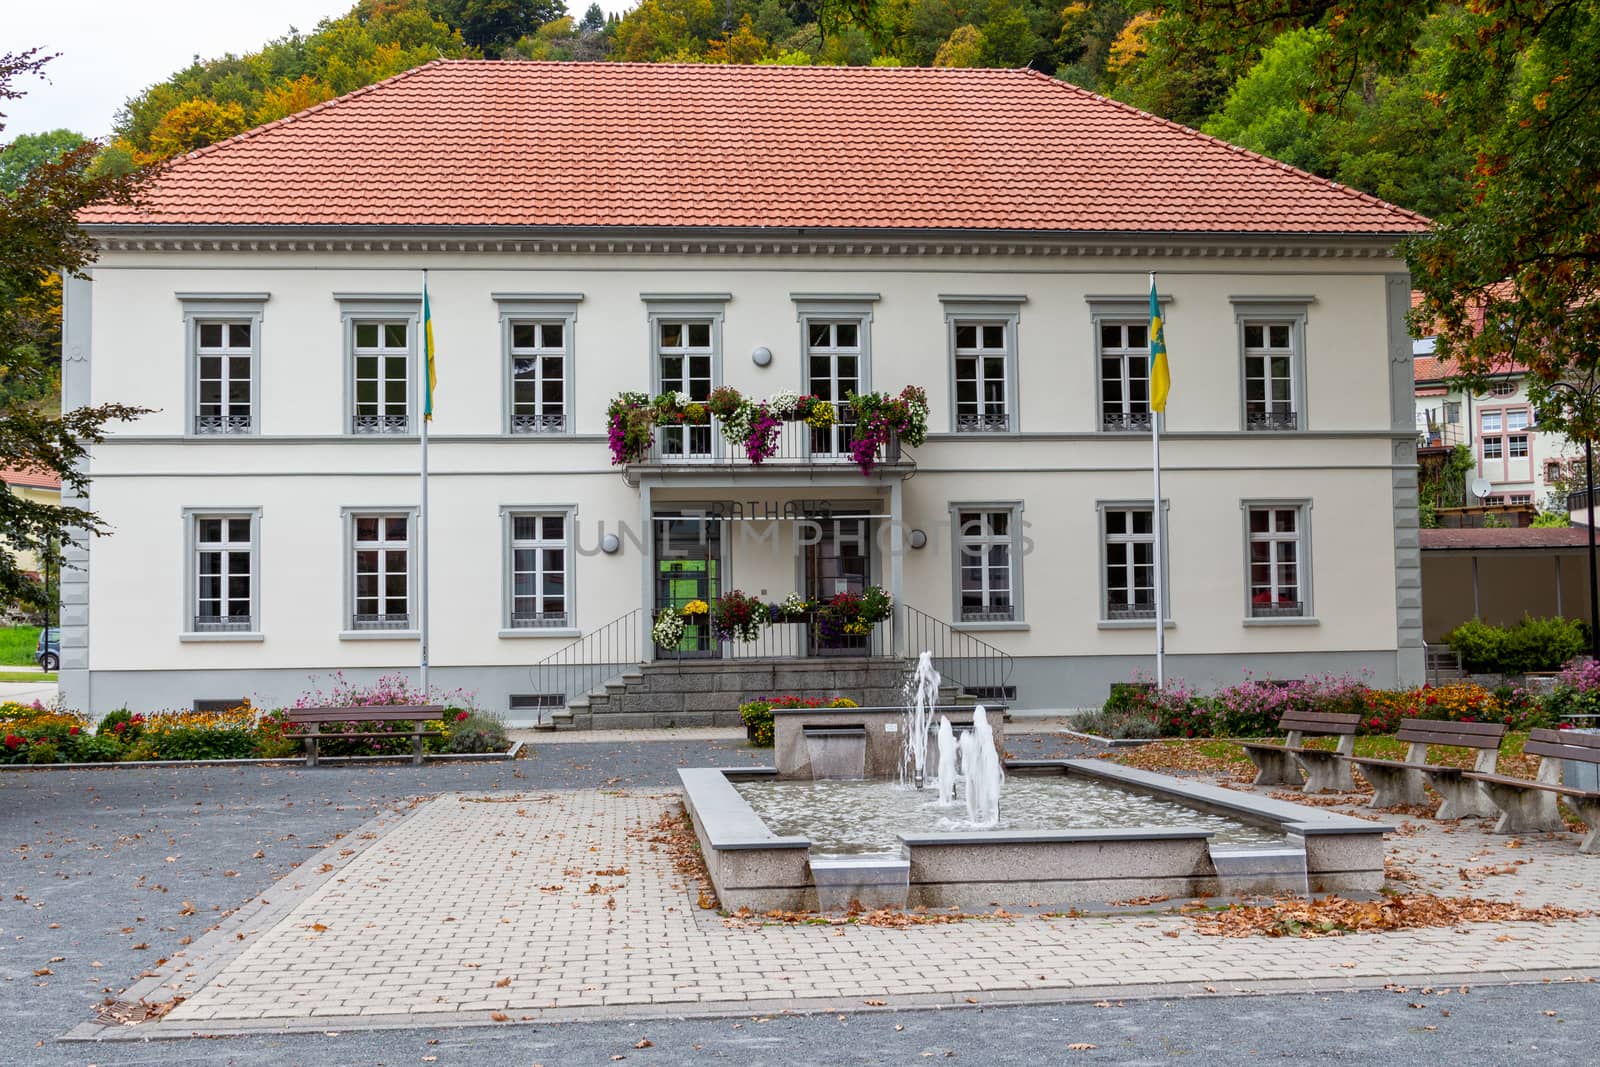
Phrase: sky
[{"left": 6, "top": 0, "right": 634, "bottom": 141}]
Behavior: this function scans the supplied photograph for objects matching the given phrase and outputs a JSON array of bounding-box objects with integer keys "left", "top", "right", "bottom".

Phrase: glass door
[
  {"left": 654, "top": 515, "right": 720, "bottom": 656},
  {"left": 805, "top": 321, "right": 861, "bottom": 459},
  {"left": 806, "top": 516, "right": 870, "bottom": 654}
]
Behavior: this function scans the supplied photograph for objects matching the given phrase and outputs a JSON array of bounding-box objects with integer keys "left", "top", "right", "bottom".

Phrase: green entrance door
[{"left": 655, "top": 516, "right": 720, "bottom": 656}]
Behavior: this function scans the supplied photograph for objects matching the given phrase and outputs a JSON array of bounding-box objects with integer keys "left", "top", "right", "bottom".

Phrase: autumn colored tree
[
  {"left": 1167, "top": 0, "right": 1600, "bottom": 439},
  {"left": 0, "top": 51, "right": 153, "bottom": 611},
  {"left": 427, "top": 0, "right": 568, "bottom": 54},
  {"left": 142, "top": 98, "right": 250, "bottom": 161}
]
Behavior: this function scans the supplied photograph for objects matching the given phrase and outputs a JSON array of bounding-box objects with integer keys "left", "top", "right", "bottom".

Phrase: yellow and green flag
[
  {"left": 1150, "top": 277, "right": 1170, "bottom": 413},
  {"left": 422, "top": 277, "right": 437, "bottom": 422}
]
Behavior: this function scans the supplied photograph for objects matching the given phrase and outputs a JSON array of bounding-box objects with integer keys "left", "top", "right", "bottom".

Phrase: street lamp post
[{"left": 1547, "top": 378, "right": 1600, "bottom": 662}]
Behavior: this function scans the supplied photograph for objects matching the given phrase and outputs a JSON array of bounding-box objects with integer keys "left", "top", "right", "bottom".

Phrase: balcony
[
  {"left": 192, "top": 614, "right": 254, "bottom": 633},
  {"left": 512, "top": 413, "right": 567, "bottom": 434},
  {"left": 956, "top": 412, "right": 1011, "bottom": 433},
  {"left": 194, "top": 414, "right": 253, "bottom": 435},
  {"left": 353, "top": 413, "right": 411, "bottom": 435},
  {"left": 1419, "top": 424, "right": 1466, "bottom": 450}
]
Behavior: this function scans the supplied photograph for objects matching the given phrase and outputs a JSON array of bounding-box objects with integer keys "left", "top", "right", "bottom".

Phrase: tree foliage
[{"left": 1, "top": 51, "right": 153, "bottom": 609}]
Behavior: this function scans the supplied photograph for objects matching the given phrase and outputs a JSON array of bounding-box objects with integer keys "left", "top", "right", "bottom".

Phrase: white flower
[
  {"left": 672, "top": 391, "right": 692, "bottom": 409},
  {"left": 766, "top": 390, "right": 801, "bottom": 418},
  {"left": 652, "top": 611, "right": 685, "bottom": 648}
]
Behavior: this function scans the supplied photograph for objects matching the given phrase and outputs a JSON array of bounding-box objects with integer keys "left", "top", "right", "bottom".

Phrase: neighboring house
[
  {"left": 0, "top": 465, "right": 62, "bottom": 578},
  {"left": 1413, "top": 342, "right": 1580, "bottom": 513},
  {"left": 1419, "top": 526, "right": 1594, "bottom": 641},
  {"left": 65, "top": 61, "right": 1429, "bottom": 716}
]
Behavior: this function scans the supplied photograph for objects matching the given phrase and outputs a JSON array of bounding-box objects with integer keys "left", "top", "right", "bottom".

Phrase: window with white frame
[
  {"left": 955, "top": 508, "right": 1018, "bottom": 622},
  {"left": 806, "top": 320, "right": 862, "bottom": 456},
  {"left": 350, "top": 513, "right": 411, "bottom": 630},
  {"left": 509, "top": 321, "right": 567, "bottom": 433},
  {"left": 656, "top": 320, "right": 714, "bottom": 457},
  {"left": 1480, "top": 406, "right": 1532, "bottom": 482},
  {"left": 1099, "top": 321, "right": 1151, "bottom": 432},
  {"left": 953, "top": 321, "right": 1010, "bottom": 432},
  {"left": 352, "top": 321, "right": 411, "bottom": 434},
  {"left": 1490, "top": 379, "right": 1518, "bottom": 397},
  {"left": 1508, "top": 493, "right": 1533, "bottom": 506},
  {"left": 1242, "top": 321, "right": 1299, "bottom": 430},
  {"left": 192, "top": 514, "right": 254, "bottom": 632},
  {"left": 1102, "top": 507, "right": 1164, "bottom": 621},
  {"left": 1246, "top": 505, "right": 1307, "bottom": 619},
  {"left": 194, "top": 322, "right": 254, "bottom": 434},
  {"left": 508, "top": 512, "right": 570, "bottom": 628}
]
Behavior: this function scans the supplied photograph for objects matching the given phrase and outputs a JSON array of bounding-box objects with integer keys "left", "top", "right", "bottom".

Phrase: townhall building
[{"left": 63, "top": 61, "right": 1428, "bottom": 718}]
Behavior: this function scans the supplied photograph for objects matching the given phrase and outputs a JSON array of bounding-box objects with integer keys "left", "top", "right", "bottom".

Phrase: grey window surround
[
  {"left": 1088, "top": 295, "right": 1172, "bottom": 436},
  {"left": 337, "top": 294, "right": 420, "bottom": 438},
  {"left": 341, "top": 506, "right": 419, "bottom": 639},
  {"left": 180, "top": 293, "right": 268, "bottom": 439},
  {"left": 1095, "top": 500, "right": 1172, "bottom": 628},
  {"left": 948, "top": 501, "right": 1026, "bottom": 628},
  {"left": 940, "top": 295, "right": 1024, "bottom": 434},
  {"left": 494, "top": 293, "right": 582, "bottom": 436},
  {"left": 500, "top": 504, "right": 579, "bottom": 637},
  {"left": 1232, "top": 297, "right": 1313, "bottom": 432},
  {"left": 1240, "top": 498, "right": 1316, "bottom": 624},
  {"left": 795, "top": 296, "right": 875, "bottom": 457},
  {"left": 645, "top": 295, "right": 727, "bottom": 460},
  {"left": 181, "top": 506, "right": 263, "bottom": 641}
]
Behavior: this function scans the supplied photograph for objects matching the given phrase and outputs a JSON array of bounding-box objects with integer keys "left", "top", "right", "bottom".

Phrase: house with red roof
[
  {"left": 0, "top": 466, "right": 61, "bottom": 581},
  {"left": 64, "top": 61, "right": 1429, "bottom": 718}
]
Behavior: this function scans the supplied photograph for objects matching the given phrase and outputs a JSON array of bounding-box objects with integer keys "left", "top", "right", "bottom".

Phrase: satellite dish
[{"left": 1470, "top": 477, "right": 1492, "bottom": 499}]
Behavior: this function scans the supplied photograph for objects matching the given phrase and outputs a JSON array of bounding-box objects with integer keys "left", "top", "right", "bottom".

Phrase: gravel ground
[{"left": 3, "top": 733, "right": 1595, "bottom": 1066}]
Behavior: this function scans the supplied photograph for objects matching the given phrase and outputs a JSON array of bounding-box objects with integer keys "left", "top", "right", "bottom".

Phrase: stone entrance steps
[{"left": 539, "top": 656, "right": 974, "bottom": 731}]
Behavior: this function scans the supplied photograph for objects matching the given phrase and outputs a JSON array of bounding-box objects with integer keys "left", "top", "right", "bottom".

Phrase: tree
[
  {"left": 1166, "top": 0, "right": 1600, "bottom": 443},
  {"left": 579, "top": 2, "right": 606, "bottom": 32},
  {"left": 0, "top": 129, "right": 88, "bottom": 193},
  {"left": 933, "top": 24, "right": 984, "bottom": 66},
  {"left": 1, "top": 51, "right": 152, "bottom": 611},
  {"left": 428, "top": 0, "right": 567, "bottom": 54},
  {"left": 143, "top": 98, "right": 250, "bottom": 161}
]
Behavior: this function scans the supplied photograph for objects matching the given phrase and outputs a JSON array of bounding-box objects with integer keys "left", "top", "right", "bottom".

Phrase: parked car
[{"left": 35, "top": 626, "right": 59, "bottom": 672}]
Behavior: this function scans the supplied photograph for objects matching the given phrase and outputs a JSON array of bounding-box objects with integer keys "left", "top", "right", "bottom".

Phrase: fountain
[{"left": 678, "top": 653, "right": 1391, "bottom": 913}]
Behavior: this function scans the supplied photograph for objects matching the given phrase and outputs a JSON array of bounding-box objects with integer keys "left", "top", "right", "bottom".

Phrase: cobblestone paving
[{"left": 127, "top": 782, "right": 1600, "bottom": 1033}]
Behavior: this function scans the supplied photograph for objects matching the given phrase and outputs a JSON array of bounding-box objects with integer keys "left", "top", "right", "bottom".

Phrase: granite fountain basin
[{"left": 679, "top": 759, "right": 1390, "bottom": 913}]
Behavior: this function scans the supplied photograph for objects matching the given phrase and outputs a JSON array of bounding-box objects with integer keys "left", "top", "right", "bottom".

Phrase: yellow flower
[
  {"left": 805, "top": 402, "right": 836, "bottom": 429},
  {"left": 682, "top": 600, "right": 710, "bottom": 616}
]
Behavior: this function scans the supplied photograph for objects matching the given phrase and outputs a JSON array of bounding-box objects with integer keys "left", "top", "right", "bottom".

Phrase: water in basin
[{"left": 735, "top": 775, "right": 1291, "bottom": 855}]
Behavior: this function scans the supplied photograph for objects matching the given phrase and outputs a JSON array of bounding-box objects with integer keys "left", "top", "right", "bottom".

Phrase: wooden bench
[
  {"left": 1349, "top": 719, "right": 1505, "bottom": 818},
  {"left": 1239, "top": 710, "right": 1361, "bottom": 793},
  {"left": 285, "top": 706, "right": 446, "bottom": 767},
  {"left": 1466, "top": 728, "right": 1600, "bottom": 848}
]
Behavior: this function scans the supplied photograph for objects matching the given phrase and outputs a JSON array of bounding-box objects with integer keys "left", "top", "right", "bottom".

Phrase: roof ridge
[
  {"left": 1018, "top": 68, "right": 1432, "bottom": 228},
  {"left": 146, "top": 60, "right": 451, "bottom": 173}
]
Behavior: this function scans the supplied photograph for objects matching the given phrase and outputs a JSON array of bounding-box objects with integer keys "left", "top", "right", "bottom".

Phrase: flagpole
[
  {"left": 1149, "top": 271, "right": 1166, "bottom": 690},
  {"left": 419, "top": 269, "right": 431, "bottom": 699}
]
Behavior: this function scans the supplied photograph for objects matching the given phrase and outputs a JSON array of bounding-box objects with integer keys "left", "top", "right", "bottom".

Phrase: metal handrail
[
  {"left": 903, "top": 604, "right": 1015, "bottom": 701},
  {"left": 527, "top": 608, "right": 641, "bottom": 724}
]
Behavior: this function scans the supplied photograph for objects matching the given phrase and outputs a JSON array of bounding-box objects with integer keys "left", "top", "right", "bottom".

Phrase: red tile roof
[
  {"left": 1420, "top": 527, "right": 1591, "bottom": 551},
  {"left": 1414, "top": 355, "right": 1527, "bottom": 384},
  {"left": 0, "top": 466, "right": 61, "bottom": 491},
  {"left": 82, "top": 62, "right": 1431, "bottom": 234}
]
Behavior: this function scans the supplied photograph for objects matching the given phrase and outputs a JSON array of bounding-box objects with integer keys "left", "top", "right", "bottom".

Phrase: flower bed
[
  {"left": 0, "top": 674, "right": 512, "bottom": 765},
  {"left": 739, "top": 695, "right": 858, "bottom": 746},
  {"left": 1084, "top": 670, "right": 1565, "bottom": 741}
]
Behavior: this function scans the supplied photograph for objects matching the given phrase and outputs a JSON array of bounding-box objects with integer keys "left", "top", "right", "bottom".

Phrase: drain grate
[{"left": 94, "top": 996, "right": 184, "bottom": 1026}]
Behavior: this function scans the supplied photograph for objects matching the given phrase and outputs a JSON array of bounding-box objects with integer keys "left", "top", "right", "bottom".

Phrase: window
[
  {"left": 1444, "top": 401, "right": 1462, "bottom": 425},
  {"left": 496, "top": 292, "right": 581, "bottom": 436},
  {"left": 1245, "top": 504, "right": 1308, "bottom": 619},
  {"left": 806, "top": 320, "right": 862, "bottom": 456},
  {"left": 1508, "top": 493, "right": 1533, "bottom": 506},
  {"left": 180, "top": 292, "right": 267, "bottom": 436},
  {"left": 657, "top": 320, "right": 714, "bottom": 457},
  {"left": 1491, "top": 379, "right": 1518, "bottom": 397},
  {"left": 1101, "top": 506, "right": 1168, "bottom": 622},
  {"left": 954, "top": 507, "right": 1021, "bottom": 623},
  {"left": 195, "top": 322, "right": 254, "bottom": 434},
  {"left": 953, "top": 322, "right": 1010, "bottom": 432},
  {"left": 190, "top": 512, "right": 256, "bottom": 633},
  {"left": 507, "top": 512, "right": 570, "bottom": 629},
  {"left": 1480, "top": 406, "right": 1533, "bottom": 482},
  {"left": 1242, "top": 322, "right": 1298, "bottom": 430},
  {"left": 350, "top": 513, "right": 412, "bottom": 631},
  {"left": 1099, "top": 321, "right": 1151, "bottom": 432},
  {"left": 352, "top": 321, "right": 411, "bottom": 434},
  {"left": 509, "top": 322, "right": 567, "bottom": 433}
]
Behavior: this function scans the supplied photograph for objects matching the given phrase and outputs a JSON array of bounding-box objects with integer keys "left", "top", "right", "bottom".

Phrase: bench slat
[
  {"left": 1529, "top": 727, "right": 1600, "bottom": 751},
  {"left": 1464, "top": 771, "right": 1599, "bottom": 799},
  {"left": 1277, "top": 711, "right": 1361, "bottom": 736},
  {"left": 289, "top": 705, "right": 446, "bottom": 723},
  {"left": 1525, "top": 740, "right": 1600, "bottom": 764},
  {"left": 1395, "top": 729, "right": 1506, "bottom": 749},
  {"left": 1393, "top": 719, "right": 1505, "bottom": 748}
]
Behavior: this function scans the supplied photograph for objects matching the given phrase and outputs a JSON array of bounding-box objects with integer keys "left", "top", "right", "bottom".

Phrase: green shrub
[
  {"left": 740, "top": 700, "right": 775, "bottom": 746},
  {"left": 149, "top": 727, "right": 258, "bottom": 761},
  {"left": 97, "top": 708, "right": 145, "bottom": 740},
  {"left": 1073, "top": 706, "right": 1160, "bottom": 740},
  {"left": 1444, "top": 616, "right": 1586, "bottom": 674},
  {"left": 1102, "top": 682, "right": 1153, "bottom": 716},
  {"left": 442, "top": 712, "right": 509, "bottom": 754},
  {"left": 26, "top": 740, "right": 59, "bottom": 764},
  {"left": 65, "top": 734, "right": 122, "bottom": 763}
]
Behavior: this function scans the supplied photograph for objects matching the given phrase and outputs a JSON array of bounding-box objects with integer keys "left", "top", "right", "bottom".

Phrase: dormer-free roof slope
[{"left": 83, "top": 61, "right": 1431, "bottom": 235}]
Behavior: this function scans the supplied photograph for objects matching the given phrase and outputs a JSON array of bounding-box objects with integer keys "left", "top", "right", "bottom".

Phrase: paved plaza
[{"left": 4, "top": 734, "right": 1598, "bottom": 1063}]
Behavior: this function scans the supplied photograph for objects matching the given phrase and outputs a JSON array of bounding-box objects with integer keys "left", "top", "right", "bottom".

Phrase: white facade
[{"left": 60, "top": 240, "right": 1422, "bottom": 714}]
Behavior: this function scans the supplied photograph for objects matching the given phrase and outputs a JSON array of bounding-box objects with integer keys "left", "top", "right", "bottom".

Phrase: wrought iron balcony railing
[
  {"left": 194, "top": 414, "right": 253, "bottom": 434},
  {"left": 352, "top": 413, "right": 412, "bottom": 435},
  {"left": 1102, "top": 411, "right": 1153, "bottom": 433},
  {"left": 1246, "top": 409, "right": 1300, "bottom": 431},
  {"left": 511, "top": 413, "right": 567, "bottom": 434},
  {"left": 956, "top": 412, "right": 1011, "bottom": 433}
]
